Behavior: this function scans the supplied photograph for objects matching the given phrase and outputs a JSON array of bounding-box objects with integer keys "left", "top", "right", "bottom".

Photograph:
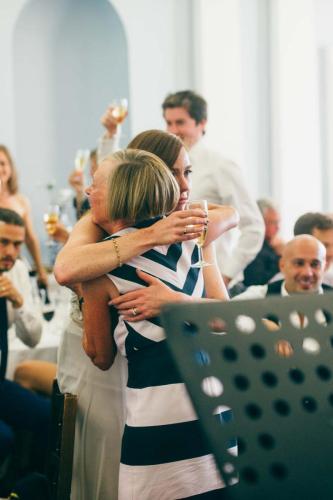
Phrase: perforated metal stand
[{"left": 161, "top": 293, "right": 333, "bottom": 500}]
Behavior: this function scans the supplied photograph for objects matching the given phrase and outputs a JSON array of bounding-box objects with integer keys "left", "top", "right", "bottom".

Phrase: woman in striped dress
[{"left": 82, "top": 149, "right": 234, "bottom": 499}]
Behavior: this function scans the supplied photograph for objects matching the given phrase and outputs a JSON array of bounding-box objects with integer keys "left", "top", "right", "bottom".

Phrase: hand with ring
[{"left": 110, "top": 269, "right": 182, "bottom": 322}]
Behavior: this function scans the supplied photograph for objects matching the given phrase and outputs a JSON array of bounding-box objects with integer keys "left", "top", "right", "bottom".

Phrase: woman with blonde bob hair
[
  {"left": 82, "top": 148, "right": 230, "bottom": 499},
  {"left": 83, "top": 148, "right": 179, "bottom": 368},
  {"left": 0, "top": 145, "right": 47, "bottom": 285},
  {"left": 106, "top": 149, "right": 179, "bottom": 226}
]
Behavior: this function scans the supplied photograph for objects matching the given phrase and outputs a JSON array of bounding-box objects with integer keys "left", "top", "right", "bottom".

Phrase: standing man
[
  {"left": 0, "top": 208, "right": 49, "bottom": 486},
  {"left": 162, "top": 90, "right": 264, "bottom": 286}
]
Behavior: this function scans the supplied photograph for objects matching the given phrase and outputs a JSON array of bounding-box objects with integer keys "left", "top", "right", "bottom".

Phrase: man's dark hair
[
  {"left": 294, "top": 212, "right": 333, "bottom": 235},
  {"left": 0, "top": 208, "right": 25, "bottom": 227},
  {"left": 162, "top": 90, "right": 207, "bottom": 124}
]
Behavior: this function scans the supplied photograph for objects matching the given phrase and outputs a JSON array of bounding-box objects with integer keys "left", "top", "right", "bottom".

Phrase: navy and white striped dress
[{"left": 107, "top": 219, "right": 230, "bottom": 499}]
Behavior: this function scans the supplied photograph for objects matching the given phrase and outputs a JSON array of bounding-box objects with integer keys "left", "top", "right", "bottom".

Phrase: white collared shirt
[
  {"left": 5, "top": 259, "right": 42, "bottom": 347},
  {"left": 233, "top": 280, "right": 326, "bottom": 328},
  {"left": 189, "top": 138, "right": 264, "bottom": 282}
]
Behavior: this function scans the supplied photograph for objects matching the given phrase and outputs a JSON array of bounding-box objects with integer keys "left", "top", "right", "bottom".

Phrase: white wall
[
  {"left": 269, "top": 0, "right": 322, "bottom": 238},
  {"left": 110, "top": 0, "right": 194, "bottom": 134},
  {"left": 315, "top": 0, "right": 333, "bottom": 212},
  {"left": 192, "top": 0, "right": 271, "bottom": 198},
  {"left": 0, "top": 0, "right": 26, "bottom": 148},
  {"left": 194, "top": 0, "right": 324, "bottom": 239}
]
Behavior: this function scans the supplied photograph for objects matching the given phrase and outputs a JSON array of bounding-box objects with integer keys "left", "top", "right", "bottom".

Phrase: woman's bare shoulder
[{"left": 0, "top": 192, "right": 29, "bottom": 217}]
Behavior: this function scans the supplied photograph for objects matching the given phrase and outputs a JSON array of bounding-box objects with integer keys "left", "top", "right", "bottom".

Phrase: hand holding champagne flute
[
  {"left": 185, "top": 200, "right": 210, "bottom": 268},
  {"left": 110, "top": 98, "right": 128, "bottom": 124},
  {"left": 43, "top": 204, "right": 60, "bottom": 246},
  {"left": 75, "top": 149, "right": 90, "bottom": 172}
]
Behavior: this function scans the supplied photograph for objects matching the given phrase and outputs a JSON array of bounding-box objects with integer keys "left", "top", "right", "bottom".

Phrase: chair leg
[{"left": 46, "top": 380, "right": 77, "bottom": 500}]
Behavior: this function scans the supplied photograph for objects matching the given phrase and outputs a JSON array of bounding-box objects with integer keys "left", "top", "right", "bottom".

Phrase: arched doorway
[{"left": 13, "top": 0, "right": 130, "bottom": 250}]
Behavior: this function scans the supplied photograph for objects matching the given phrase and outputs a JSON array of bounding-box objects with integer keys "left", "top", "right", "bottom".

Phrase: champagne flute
[
  {"left": 43, "top": 204, "right": 60, "bottom": 246},
  {"left": 186, "top": 200, "right": 211, "bottom": 268},
  {"left": 110, "top": 98, "right": 128, "bottom": 124},
  {"left": 75, "top": 149, "right": 90, "bottom": 172}
]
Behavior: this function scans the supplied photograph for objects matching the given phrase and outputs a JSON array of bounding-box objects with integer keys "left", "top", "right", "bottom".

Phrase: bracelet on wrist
[{"left": 111, "top": 238, "right": 122, "bottom": 268}]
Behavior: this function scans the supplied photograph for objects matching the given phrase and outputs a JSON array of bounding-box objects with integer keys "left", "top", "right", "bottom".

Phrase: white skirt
[{"left": 57, "top": 306, "right": 127, "bottom": 500}]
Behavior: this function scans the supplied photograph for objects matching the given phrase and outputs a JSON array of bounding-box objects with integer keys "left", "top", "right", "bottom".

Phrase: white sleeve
[
  {"left": 97, "top": 131, "right": 121, "bottom": 162},
  {"left": 214, "top": 160, "right": 265, "bottom": 279},
  {"left": 232, "top": 285, "right": 268, "bottom": 300},
  {"left": 8, "top": 262, "right": 43, "bottom": 347}
]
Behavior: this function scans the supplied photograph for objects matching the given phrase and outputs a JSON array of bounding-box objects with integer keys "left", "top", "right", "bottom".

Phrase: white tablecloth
[{"left": 7, "top": 273, "right": 71, "bottom": 380}]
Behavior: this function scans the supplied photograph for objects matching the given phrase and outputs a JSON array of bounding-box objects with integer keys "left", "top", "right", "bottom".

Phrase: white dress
[{"left": 57, "top": 292, "right": 127, "bottom": 500}]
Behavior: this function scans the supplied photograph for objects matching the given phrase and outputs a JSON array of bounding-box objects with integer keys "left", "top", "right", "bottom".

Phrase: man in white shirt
[
  {"left": 235, "top": 234, "right": 330, "bottom": 301},
  {"left": 0, "top": 208, "right": 48, "bottom": 481},
  {"left": 162, "top": 90, "right": 264, "bottom": 286},
  {"left": 0, "top": 216, "right": 42, "bottom": 347}
]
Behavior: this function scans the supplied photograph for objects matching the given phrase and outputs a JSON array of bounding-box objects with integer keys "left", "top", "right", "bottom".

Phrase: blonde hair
[
  {"left": 0, "top": 145, "right": 18, "bottom": 194},
  {"left": 106, "top": 149, "right": 179, "bottom": 224}
]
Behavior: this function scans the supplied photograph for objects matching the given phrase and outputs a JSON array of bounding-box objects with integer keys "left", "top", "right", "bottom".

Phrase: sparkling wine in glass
[
  {"left": 186, "top": 199, "right": 211, "bottom": 268},
  {"left": 43, "top": 204, "right": 60, "bottom": 246},
  {"left": 110, "top": 98, "right": 128, "bottom": 124},
  {"left": 74, "top": 149, "right": 90, "bottom": 172}
]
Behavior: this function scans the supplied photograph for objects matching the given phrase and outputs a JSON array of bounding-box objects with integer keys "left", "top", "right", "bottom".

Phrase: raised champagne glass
[
  {"left": 43, "top": 204, "right": 60, "bottom": 246},
  {"left": 74, "top": 149, "right": 90, "bottom": 172},
  {"left": 186, "top": 200, "right": 211, "bottom": 268},
  {"left": 110, "top": 98, "right": 128, "bottom": 124}
]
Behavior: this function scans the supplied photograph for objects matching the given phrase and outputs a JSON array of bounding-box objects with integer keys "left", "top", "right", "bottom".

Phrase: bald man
[{"left": 234, "top": 234, "right": 331, "bottom": 299}]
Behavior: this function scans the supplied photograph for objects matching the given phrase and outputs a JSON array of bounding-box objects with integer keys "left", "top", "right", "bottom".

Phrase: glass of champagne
[
  {"left": 75, "top": 149, "right": 90, "bottom": 172},
  {"left": 186, "top": 200, "right": 211, "bottom": 268},
  {"left": 43, "top": 204, "right": 60, "bottom": 246},
  {"left": 110, "top": 98, "right": 128, "bottom": 124}
]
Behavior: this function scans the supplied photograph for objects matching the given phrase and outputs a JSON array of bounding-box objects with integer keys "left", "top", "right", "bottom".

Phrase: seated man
[
  {"left": 294, "top": 212, "right": 333, "bottom": 286},
  {"left": 0, "top": 208, "right": 49, "bottom": 482},
  {"left": 235, "top": 234, "right": 330, "bottom": 300},
  {"left": 242, "top": 198, "right": 284, "bottom": 286}
]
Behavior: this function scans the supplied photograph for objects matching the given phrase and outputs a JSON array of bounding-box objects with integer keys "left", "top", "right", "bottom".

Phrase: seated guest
[
  {"left": 243, "top": 198, "right": 284, "bottom": 286},
  {"left": 0, "top": 208, "right": 49, "bottom": 487},
  {"left": 14, "top": 360, "right": 56, "bottom": 396},
  {"left": 0, "top": 145, "right": 47, "bottom": 286},
  {"left": 294, "top": 211, "right": 333, "bottom": 286},
  {"left": 235, "top": 234, "right": 330, "bottom": 300}
]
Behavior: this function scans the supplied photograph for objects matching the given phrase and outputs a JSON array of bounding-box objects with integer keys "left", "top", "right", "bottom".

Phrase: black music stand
[{"left": 161, "top": 293, "right": 333, "bottom": 500}]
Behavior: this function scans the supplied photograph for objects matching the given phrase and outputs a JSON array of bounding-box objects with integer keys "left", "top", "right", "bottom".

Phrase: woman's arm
[
  {"left": 205, "top": 204, "right": 240, "bottom": 246},
  {"left": 111, "top": 244, "right": 228, "bottom": 322},
  {"left": 20, "top": 196, "right": 47, "bottom": 285},
  {"left": 54, "top": 210, "right": 206, "bottom": 286},
  {"left": 82, "top": 275, "right": 119, "bottom": 370},
  {"left": 202, "top": 243, "right": 229, "bottom": 300}
]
